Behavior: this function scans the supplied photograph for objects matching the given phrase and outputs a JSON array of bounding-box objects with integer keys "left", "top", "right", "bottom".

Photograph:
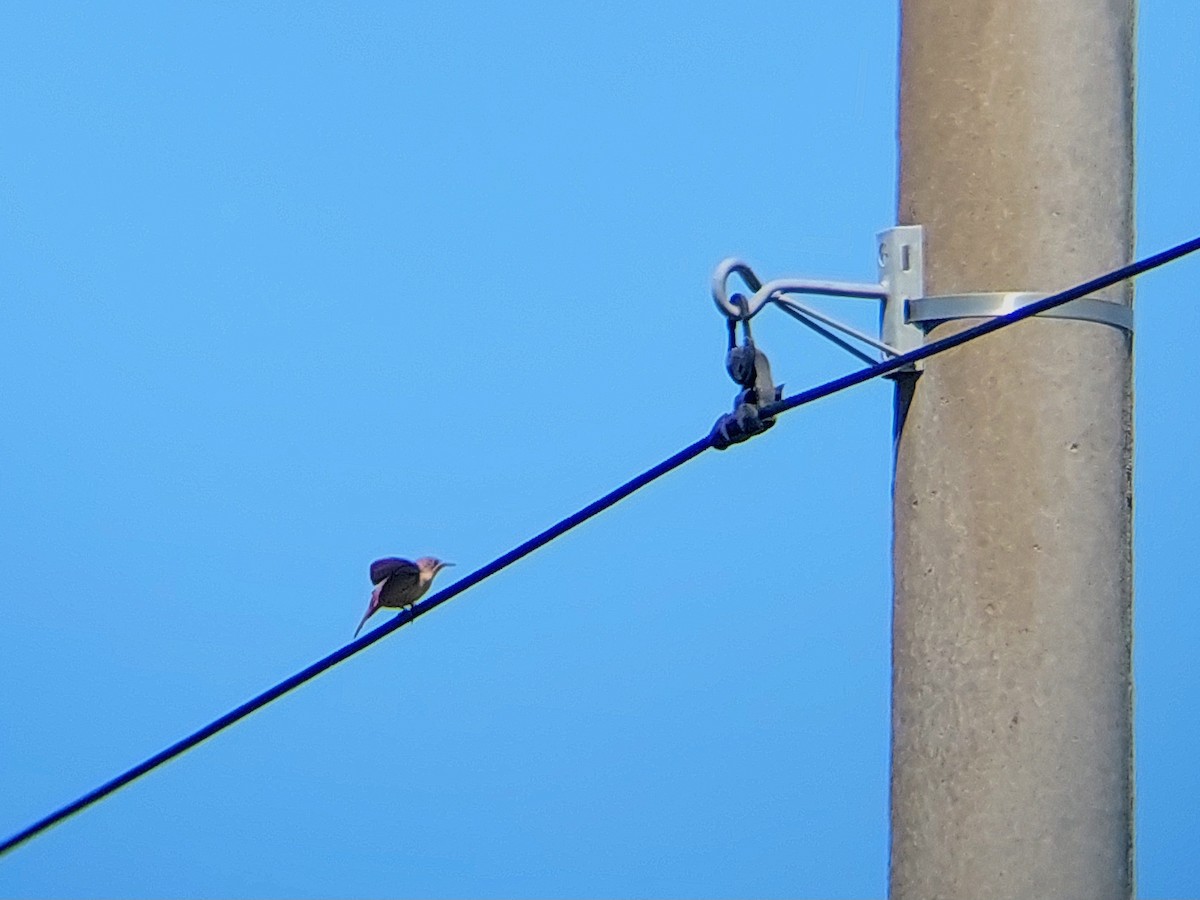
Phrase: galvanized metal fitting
[
  {"left": 908, "top": 292, "right": 1133, "bottom": 332},
  {"left": 708, "top": 224, "right": 1133, "bottom": 397}
]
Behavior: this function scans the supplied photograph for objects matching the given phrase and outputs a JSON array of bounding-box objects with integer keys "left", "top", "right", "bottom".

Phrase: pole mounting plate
[{"left": 878, "top": 225, "right": 925, "bottom": 375}]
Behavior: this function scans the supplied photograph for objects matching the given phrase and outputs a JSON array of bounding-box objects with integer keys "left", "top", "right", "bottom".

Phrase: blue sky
[{"left": 1, "top": 2, "right": 1197, "bottom": 897}]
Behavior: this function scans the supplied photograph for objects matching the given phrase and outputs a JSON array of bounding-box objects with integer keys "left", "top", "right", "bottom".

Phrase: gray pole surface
[{"left": 890, "top": 2, "right": 1135, "bottom": 899}]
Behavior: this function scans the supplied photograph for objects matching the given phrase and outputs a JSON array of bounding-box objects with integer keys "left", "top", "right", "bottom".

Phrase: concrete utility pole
[{"left": 890, "top": 2, "right": 1136, "bottom": 899}]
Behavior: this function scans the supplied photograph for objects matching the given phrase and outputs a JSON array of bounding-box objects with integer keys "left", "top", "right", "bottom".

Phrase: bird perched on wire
[{"left": 354, "top": 556, "right": 454, "bottom": 638}]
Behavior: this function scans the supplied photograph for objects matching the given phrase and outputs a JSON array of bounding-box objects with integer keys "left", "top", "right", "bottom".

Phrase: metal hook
[{"left": 712, "top": 256, "right": 888, "bottom": 321}]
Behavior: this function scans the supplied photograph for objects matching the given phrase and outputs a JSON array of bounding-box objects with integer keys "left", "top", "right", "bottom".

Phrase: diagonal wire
[
  {"left": 774, "top": 299, "right": 881, "bottom": 366},
  {"left": 774, "top": 297, "right": 900, "bottom": 360},
  {"left": 2, "top": 232, "right": 1198, "bottom": 859}
]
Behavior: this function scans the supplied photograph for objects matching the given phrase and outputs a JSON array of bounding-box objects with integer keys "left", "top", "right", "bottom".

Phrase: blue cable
[
  {"left": 3, "top": 232, "right": 1199, "bottom": 859},
  {"left": 0, "top": 435, "right": 714, "bottom": 857}
]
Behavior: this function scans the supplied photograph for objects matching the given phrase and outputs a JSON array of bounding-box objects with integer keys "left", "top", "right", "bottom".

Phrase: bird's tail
[{"left": 353, "top": 591, "right": 381, "bottom": 638}]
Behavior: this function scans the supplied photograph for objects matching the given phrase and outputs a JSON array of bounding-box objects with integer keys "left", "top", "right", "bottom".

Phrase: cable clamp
[
  {"left": 710, "top": 297, "right": 782, "bottom": 450},
  {"left": 710, "top": 397, "right": 777, "bottom": 450}
]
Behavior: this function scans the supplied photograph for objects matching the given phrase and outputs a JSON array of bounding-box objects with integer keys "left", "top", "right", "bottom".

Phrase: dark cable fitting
[
  {"left": 712, "top": 300, "right": 783, "bottom": 450},
  {"left": 709, "top": 394, "right": 779, "bottom": 450}
]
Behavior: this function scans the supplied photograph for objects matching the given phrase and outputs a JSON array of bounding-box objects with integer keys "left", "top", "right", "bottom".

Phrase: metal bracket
[
  {"left": 707, "top": 243, "right": 908, "bottom": 446},
  {"left": 710, "top": 233, "right": 920, "bottom": 379},
  {"left": 877, "top": 225, "right": 925, "bottom": 375},
  {"left": 909, "top": 292, "right": 1134, "bottom": 332},
  {"left": 708, "top": 224, "right": 1132, "bottom": 406}
]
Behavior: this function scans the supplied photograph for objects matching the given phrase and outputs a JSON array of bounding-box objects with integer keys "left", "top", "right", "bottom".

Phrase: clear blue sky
[{"left": 1, "top": 3, "right": 1197, "bottom": 897}]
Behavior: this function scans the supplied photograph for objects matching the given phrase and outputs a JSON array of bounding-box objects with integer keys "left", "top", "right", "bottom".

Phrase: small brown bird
[{"left": 354, "top": 556, "right": 453, "bottom": 638}]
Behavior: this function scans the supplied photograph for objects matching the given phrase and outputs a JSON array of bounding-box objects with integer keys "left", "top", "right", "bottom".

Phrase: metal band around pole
[{"left": 908, "top": 292, "right": 1133, "bottom": 332}]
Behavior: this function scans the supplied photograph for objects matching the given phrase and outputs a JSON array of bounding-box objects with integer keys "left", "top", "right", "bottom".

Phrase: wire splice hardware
[
  {"left": 708, "top": 227, "right": 924, "bottom": 446},
  {"left": 709, "top": 297, "right": 783, "bottom": 449}
]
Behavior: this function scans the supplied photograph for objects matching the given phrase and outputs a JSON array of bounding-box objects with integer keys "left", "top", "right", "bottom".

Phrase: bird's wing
[
  {"left": 378, "top": 564, "right": 422, "bottom": 606},
  {"left": 370, "top": 557, "right": 418, "bottom": 585}
]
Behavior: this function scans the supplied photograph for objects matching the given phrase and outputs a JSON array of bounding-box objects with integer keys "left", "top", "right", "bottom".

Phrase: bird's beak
[{"left": 438, "top": 562, "right": 455, "bottom": 572}]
